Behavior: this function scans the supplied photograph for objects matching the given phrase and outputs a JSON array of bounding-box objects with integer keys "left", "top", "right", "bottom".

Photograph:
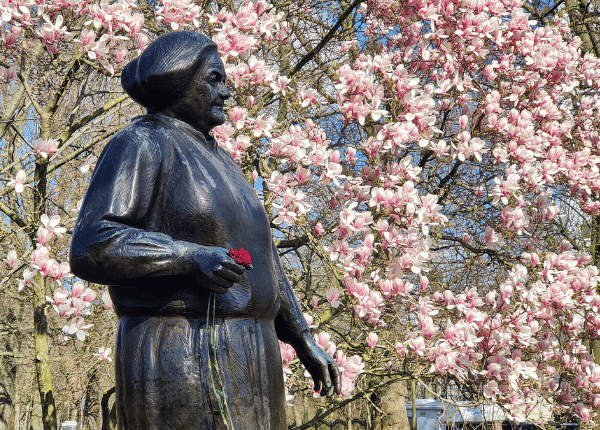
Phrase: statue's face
[
  {"left": 191, "top": 49, "right": 231, "bottom": 133},
  {"left": 166, "top": 48, "right": 231, "bottom": 135}
]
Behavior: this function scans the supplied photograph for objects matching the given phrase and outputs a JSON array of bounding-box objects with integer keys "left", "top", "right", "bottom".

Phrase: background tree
[{"left": 2, "top": 0, "right": 600, "bottom": 428}]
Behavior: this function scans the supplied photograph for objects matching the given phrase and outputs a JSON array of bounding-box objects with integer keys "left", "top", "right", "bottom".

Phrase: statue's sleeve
[
  {"left": 273, "top": 242, "right": 312, "bottom": 348},
  {"left": 69, "top": 129, "right": 191, "bottom": 285},
  {"left": 273, "top": 243, "right": 341, "bottom": 397}
]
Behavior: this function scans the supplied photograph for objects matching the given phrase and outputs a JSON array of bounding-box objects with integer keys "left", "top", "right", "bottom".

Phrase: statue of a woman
[{"left": 70, "top": 31, "right": 340, "bottom": 430}]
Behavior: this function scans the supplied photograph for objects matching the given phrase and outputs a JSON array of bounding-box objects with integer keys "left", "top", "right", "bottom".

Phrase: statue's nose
[{"left": 219, "top": 82, "right": 231, "bottom": 100}]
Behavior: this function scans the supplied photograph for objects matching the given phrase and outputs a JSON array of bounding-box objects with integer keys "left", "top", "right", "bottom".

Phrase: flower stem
[{"left": 206, "top": 293, "right": 236, "bottom": 430}]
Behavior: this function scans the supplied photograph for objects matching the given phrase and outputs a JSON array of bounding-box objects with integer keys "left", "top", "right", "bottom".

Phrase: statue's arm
[
  {"left": 273, "top": 243, "right": 341, "bottom": 396},
  {"left": 69, "top": 131, "right": 243, "bottom": 289}
]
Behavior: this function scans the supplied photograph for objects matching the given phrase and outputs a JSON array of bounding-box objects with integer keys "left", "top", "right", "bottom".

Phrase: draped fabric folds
[{"left": 115, "top": 316, "right": 285, "bottom": 429}]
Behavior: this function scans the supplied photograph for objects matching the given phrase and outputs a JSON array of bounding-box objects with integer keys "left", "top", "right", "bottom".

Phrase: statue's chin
[{"left": 209, "top": 109, "right": 226, "bottom": 127}]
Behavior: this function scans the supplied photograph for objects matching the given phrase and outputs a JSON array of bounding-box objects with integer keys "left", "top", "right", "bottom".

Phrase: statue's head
[{"left": 122, "top": 31, "right": 231, "bottom": 136}]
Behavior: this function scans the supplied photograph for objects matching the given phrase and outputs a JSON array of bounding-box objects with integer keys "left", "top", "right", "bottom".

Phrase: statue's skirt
[{"left": 115, "top": 315, "right": 287, "bottom": 430}]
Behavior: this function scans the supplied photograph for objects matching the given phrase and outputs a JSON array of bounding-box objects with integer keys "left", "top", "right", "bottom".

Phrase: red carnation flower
[{"left": 229, "top": 248, "right": 252, "bottom": 269}]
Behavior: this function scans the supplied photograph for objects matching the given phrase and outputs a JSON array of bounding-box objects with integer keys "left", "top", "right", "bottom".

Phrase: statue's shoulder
[
  {"left": 104, "top": 114, "right": 177, "bottom": 157},
  {"left": 114, "top": 114, "right": 175, "bottom": 142}
]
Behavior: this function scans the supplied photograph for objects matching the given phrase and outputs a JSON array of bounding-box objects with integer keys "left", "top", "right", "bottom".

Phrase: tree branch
[
  {"left": 274, "top": 236, "right": 309, "bottom": 248},
  {"left": 16, "top": 70, "right": 44, "bottom": 118},
  {"left": 0, "top": 201, "right": 27, "bottom": 229},
  {"left": 46, "top": 59, "right": 81, "bottom": 117},
  {"left": 440, "top": 234, "right": 508, "bottom": 262},
  {"left": 58, "top": 93, "right": 129, "bottom": 144},
  {"left": 254, "top": 0, "right": 364, "bottom": 111},
  {"left": 287, "top": 0, "right": 365, "bottom": 78},
  {"left": 523, "top": 0, "right": 565, "bottom": 25},
  {"left": 101, "top": 386, "right": 116, "bottom": 430},
  {"left": 290, "top": 376, "right": 407, "bottom": 430},
  {"left": 550, "top": 219, "right": 581, "bottom": 252},
  {"left": 137, "top": 0, "right": 162, "bottom": 33},
  {"left": 0, "top": 83, "right": 27, "bottom": 143},
  {"left": 48, "top": 127, "right": 121, "bottom": 174}
]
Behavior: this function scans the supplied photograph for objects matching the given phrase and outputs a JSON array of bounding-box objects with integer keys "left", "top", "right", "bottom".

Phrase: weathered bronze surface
[{"left": 70, "top": 31, "right": 340, "bottom": 430}]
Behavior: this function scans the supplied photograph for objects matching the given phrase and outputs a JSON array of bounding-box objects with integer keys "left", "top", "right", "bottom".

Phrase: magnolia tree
[{"left": 2, "top": 0, "right": 600, "bottom": 427}]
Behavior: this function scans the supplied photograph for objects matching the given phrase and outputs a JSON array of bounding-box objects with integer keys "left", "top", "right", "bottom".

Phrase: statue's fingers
[
  {"left": 210, "top": 273, "right": 235, "bottom": 290},
  {"left": 194, "top": 273, "right": 227, "bottom": 294},
  {"left": 319, "top": 365, "right": 333, "bottom": 396},
  {"left": 208, "top": 283, "right": 229, "bottom": 294},
  {"left": 330, "top": 361, "right": 341, "bottom": 395},
  {"left": 217, "top": 267, "right": 242, "bottom": 283},
  {"left": 323, "top": 367, "right": 336, "bottom": 397},
  {"left": 222, "top": 259, "right": 246, "bottom": 274},
  {"left": 208, "top": 282, "right": 229, "bottom": 294}
]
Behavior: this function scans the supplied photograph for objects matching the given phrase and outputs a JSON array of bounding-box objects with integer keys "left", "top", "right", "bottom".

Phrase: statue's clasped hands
[{"left": 190, "top": 246, "right": 248, "bottom": 294}]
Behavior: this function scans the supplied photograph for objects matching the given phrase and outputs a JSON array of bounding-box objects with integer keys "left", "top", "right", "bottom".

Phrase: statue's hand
[
  {"left": 296, "top": 339, "right": 341, "bottom": 397},
  {"left": 190, "top": 246, "right": 246, "bottom": 294}
]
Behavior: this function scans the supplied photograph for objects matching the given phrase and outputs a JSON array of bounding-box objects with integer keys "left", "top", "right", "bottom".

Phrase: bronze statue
[{"left": 70, "top": 31, "right": 340, "bottom": 430}]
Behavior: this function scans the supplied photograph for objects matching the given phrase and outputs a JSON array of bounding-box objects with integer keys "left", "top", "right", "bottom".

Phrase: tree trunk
[
  {"left": 568, "top": 0, "right": 600, "bottom": 418},
  {"left": 33, "top": 273, "right": 57, "bottom": 430},
  {"left": 101, "top": 386, "right": 118, "bottom": 430},
  {"left": 291, "top": 405, "right": 302, "bottom": 427},
  {"left": 566, "top": 0, "right": 600, "bottom": 57},
  {"left": 375, "top": 379, "right": 410, "bottom": 430},
  {"left": 566, "top": 0, "right": 600, "bottom": 419},
  {"left": 13, "top": 373, "right": 20, "bottom": 430},
  {"left": 590, "top": 215, "right": 600, "bottom": 428}
]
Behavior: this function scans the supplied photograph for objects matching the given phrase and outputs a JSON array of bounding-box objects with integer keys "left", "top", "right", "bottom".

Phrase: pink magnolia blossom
[
  {"left": 311, "top": 295, "right": 318, "bottom": 310},
  {"left": 315, "top": 332, "right": 332, "bottom": 350},
  {"left": 31, "top": 246, "right": 51, "bottom": 275},
  {"left": 37, "top": 227, "right": 53, "bottom": 246},
  {"left": 485, "top": 227, "right": 505, "bottom": 249},
  {"left": 54, "top": 302, "right": 74, "bottom": 318},
  {"left": 367, "top": 332, "right": 378, "bottom": 350},
  {"left": 46, "top": 287, "right": 69, "bottom": 306},
  {"left": 33, "top": 139, "right": 46, "bottom": 157},
  {"left": 43, "top": 139, "right": 58, "bottom": 158},
  {"left": 47, "top": 260, "right": 71, "bottom": 283},
  {"left": 5, "top": 250, "right": 17, "bottom": 268},
  {"left": 3, "top": 30, "right": 18, "bottom": 46},
  {"left": 314, "top": 222, "right": 324, "bottom": 237},
  {"left": 303, "top": 313, "right": 314, "bottom": 327},
  {"left": 71, "top": 297, "right": 88, "bottom": 316},
  {"left": 8, "top": 170, "right": 26, "bottom": 193},
  {"left": 94, "top": 346, "right": 112, "bottom": 362},
  {"left": 0, "top": 66, "right": 17, "bottom": 82},
  {"left": 408, "top": 336, "right": 425, "bottom": 356},
  {"left": 72, "top": 281, "right": 85, "bottom": 298},
  {"left": 101, "top": 290, "right": 113, "bottom": 311},
  {"left": 270, "top": 75, "right": 290, "bottom": 95},
  {"left": 326, "top": 288, "right": 341, "bottom": 308},
  {"left": 64, "top": 316, "right": 93, "bottom": 341},
  {"left": 79, "top": 154, "right": 98, "bottom": 174},
  {"left": 18, "top": 268, "right": 36, "bottom": 292},
  {"left": 39, "top": 214, "right": 67, "bottom": 243},
  {"left": 36, "top": 14, "right": 70, "bottom": 53},
  {"left": 81, "top": 287, "right": 96, "bottom": 303},
  {"left": 279, "top": 341, "right": 296, "bottom": 364},
  {"left": 115, "top": 44, "right": 128, "bottom": 62}
]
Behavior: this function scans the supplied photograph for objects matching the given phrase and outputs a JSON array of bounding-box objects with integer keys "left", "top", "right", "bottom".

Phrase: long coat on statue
[{"left": 70, "top": 113, "right": 306, "bottom": 429}]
